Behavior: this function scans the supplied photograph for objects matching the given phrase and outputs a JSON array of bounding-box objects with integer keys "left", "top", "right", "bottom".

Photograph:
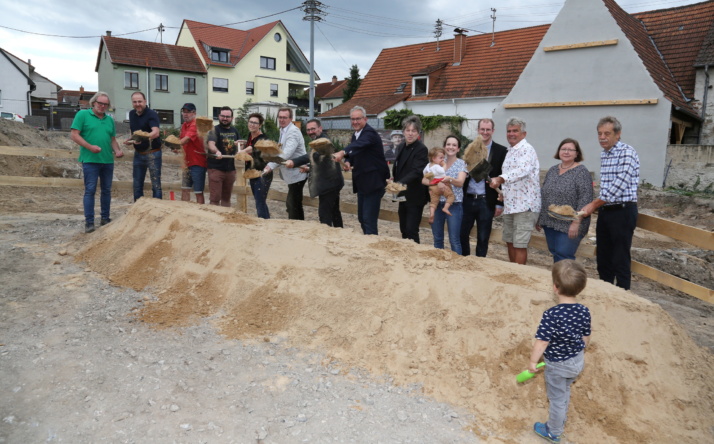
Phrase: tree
[{"left": 342, "top": 65, "right": 361, "bottom": 103}]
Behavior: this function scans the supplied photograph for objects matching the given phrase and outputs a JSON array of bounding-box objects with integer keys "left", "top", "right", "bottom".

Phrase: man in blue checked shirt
[{"left": 580, "top": 116, "right": 639, "bottom": 290}]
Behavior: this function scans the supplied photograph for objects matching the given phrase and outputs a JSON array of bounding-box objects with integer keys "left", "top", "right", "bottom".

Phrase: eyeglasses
[
  {"left": 559, "top": 148, "right": 577, "bottom": 152},
  {"left": 95, "top": 101, "right": 110, "bottom": 107},
  {"left": 219, "top": 115, "right": 232, "bottom": 119},
  {"left": 248, "top": 121, "right": 260, "bottom": 125}
]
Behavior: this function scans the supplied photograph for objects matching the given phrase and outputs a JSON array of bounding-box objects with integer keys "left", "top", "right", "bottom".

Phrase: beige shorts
[{"left": 502, "top": 211, "right": 538, "bottom": 248}]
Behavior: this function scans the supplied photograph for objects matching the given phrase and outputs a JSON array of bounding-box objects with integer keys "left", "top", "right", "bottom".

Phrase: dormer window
[
  {"left": 412, "top": 76, "right": 428, "bottom": 96},
  {"left": 395, "top": 82, "right": 407, "bottom": 94},
  {"left": 211, "top": 49, "right": 229, "bottom": 63}
]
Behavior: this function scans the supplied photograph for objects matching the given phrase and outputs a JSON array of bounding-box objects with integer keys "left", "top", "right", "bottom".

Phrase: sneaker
[
  {"left": 85, "top": 224, "right": 95, "bottom": 234},
  {"left": 100, "top": 218, "right": 111, "bottom": 226},
  {"left": 534, "top": 422, "right": 560, "bottom": 443}
]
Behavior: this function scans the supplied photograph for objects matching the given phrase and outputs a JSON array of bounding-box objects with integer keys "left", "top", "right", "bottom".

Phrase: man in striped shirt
[{"left": 581, "top": 116, "right": 639, "bottom": 290}]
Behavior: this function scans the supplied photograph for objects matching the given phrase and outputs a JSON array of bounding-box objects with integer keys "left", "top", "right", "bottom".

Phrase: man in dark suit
[
  {"left": 460, "top": 118, "right": 508, "bottom": 257},
  {"left": 333, "top": 106, "right": 390, "bottom": 235},
  {"left": 392, "top": 115, "right": 429, "bottom": 243}
]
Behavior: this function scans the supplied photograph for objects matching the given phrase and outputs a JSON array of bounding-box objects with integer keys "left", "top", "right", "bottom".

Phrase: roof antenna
[
  {"left": 490, "top": 8, "right": 497, "bottom": 47},
  {"left": 434, "top": 18, "right": 443, "bottom": 51},
  {"left": 158, "top": 23, "right": 165, "bottom": 44}
]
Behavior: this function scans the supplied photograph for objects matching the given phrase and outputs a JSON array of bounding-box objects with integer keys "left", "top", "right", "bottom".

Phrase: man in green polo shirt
[{"left": 70, "top": 91, "right": 124, "bottom": 233}]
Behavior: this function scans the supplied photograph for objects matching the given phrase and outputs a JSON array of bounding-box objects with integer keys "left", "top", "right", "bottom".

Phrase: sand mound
[{"left": 77, "top": 199, "right": 714, "bottom": 443}]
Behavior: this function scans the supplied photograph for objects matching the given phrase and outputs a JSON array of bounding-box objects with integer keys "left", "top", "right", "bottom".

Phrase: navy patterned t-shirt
[{"left": 535, "top": 303, "right": 591, "bottom": 362}]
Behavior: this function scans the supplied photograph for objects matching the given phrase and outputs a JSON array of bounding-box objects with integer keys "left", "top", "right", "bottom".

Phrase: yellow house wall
[{"left": 176, "top": 22, "right": 311, "bottom": 116}]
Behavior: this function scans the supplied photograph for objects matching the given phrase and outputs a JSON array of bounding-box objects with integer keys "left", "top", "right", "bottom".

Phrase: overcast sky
[{"left": 0, "top": 0, "right": 704, "bottom": 92}]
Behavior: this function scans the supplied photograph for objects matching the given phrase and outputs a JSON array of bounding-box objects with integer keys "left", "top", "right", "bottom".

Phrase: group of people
[{"left": 71, "top": 92, "right": 640, "bottom": 291}]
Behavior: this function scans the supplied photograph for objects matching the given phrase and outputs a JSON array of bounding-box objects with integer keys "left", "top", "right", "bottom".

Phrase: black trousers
[
  {"left": 460, "top": 194, "right": 494, "bottom": 257},
  {"left": 318, "top": 189, "right": 343, "bottom": 228},
  {"left": 286, "top": 179, "right": 307, "bottom": 220},
  {"left": 596, "top": 203, "right": 638, "bottom": 290},
  {"left": 398, "top": 201, "right": 426, "bottom": 243}
]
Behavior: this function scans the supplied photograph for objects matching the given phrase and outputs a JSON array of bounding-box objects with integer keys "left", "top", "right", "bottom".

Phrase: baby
[{"left": 423, "top": 147, "right": 455, "bottom": 222}]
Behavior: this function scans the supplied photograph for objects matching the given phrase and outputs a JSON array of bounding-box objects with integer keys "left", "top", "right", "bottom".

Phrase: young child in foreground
[
  {"left": 529, "top": 259, "right": 591, "bottom": 443},
  {"left": 423, "top": 147, "right": 455, "bottom": 222}
]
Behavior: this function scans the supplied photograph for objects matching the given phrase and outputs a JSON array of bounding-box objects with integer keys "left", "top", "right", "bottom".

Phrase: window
[
  {"left": 212, "top": 107, "right": 222, "bottom": 119},
  {"left": 270, "top": 84, "right": 278, "bottom": 97},
  {"left": 213, "top": 78, "right": 228, "bottom": 93},
  {"left": 274, "top": 32, "right": 282, "bottom": 42},
  {"left": 260, "top": 56, "right": 276, "bottom": 70},
  {"left": 155, "top": 109, "right": 174, "bottom": 125},
  {"left": 211, "top": 50, "right": 229, "bottom": 63},
  {"left": 155, "top": 74, "right": 168, "bottom": 92},
  {"left": 125, "top": 71, "right": 139, "bottom": 89},
  {"left": 246, "top": 81, "right": 254, "bottom": 95},
  {"left": 412, "top": 76, "right": 428, "bottom": 96},
  {"left": 327, "top": 103, "right": 333, "bottom": 111},
  {"left": 184, "top": 77, "right": 196, "bottom": 94},
  {"left": 395, "top": 82, "right": 407, "bottom": 93}
]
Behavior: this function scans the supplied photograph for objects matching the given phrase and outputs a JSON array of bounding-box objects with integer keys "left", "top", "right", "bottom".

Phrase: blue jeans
[
  {"left": 357, "top": 188, "right": 384, "bottom": 235},
  {"left": 250, "top": 173, "right": 272, "bottom": 219},
  {"left": 460, "top": 195, "right": 494, "bottom": 257},
  {"left": 181, "top": 166, "right": 207, "bottom": 193},
  {"left": 132, "top": 150, "right": 162, "bottom": 200},
  {"left": 82, "top": 162, "right": 114, "bottom": 225},
  {"left": 432, "top": 202, "right": 463, "bottom": 254},
  {"left": 543, "top": 226, "right": 583, "bottom": 262}
]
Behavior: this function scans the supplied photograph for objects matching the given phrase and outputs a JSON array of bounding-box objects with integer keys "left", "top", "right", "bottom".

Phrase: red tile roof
[
  {"left": 97, "top": 36, "right": 206, "bottom": 73},
  {"left": 315, "top": 79, "right": 347, "bottom": 99},
  {"left": 694, "top": 21, "right": 714, "bottom": 66},
  {"left": 634, "top": 0, "right": 714, "bottom": 99},
  {"left": 181, "top": 20, "right": 277, "bottom": 67},
  {"left": 322, "top": 25, "right": 549, "bottom": 117}
]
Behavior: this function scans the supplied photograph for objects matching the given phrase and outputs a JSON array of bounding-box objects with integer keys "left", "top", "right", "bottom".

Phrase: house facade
[
  {"left": 492, "top": 0, "right": 714, "bottom": 186},
  {"left": 96, "top": 35, "right": 208, "bottom": 126},
  {"left": 315, "top": 75, "right": 347, "bottom": 114},
  {"left": 0, "top": 48, "right": 34, "bottom": 117},
  {"left": 175, "top": 20, "right": 315, "bottom": 119}
]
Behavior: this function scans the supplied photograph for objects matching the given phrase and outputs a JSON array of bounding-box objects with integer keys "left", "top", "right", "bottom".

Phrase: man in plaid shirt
[{"left": 581, "top": 116, "right": 639, "bottom": 290}]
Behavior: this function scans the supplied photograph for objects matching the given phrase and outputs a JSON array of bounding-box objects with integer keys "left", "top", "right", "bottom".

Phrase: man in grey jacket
[{"left": 264, "top": 107, "right": 308, "bottom": 220}]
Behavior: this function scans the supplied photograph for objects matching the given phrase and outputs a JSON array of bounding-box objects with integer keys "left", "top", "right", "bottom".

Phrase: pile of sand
[{"left": 78, "top": 199, "right": 714, "bottom": 443}]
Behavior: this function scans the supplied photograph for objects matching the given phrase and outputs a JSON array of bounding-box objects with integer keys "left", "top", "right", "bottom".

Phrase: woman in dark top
[
  {"left": 537, "top": 138, "right": 593, "bottom": 262},
  {"left": 240, "top": 113, "right": 271, "bottom": 219}
]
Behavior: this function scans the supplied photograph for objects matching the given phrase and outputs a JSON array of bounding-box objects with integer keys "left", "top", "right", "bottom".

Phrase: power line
[{"left": 315, "top": 22, "right": 351, "bottom": 70}]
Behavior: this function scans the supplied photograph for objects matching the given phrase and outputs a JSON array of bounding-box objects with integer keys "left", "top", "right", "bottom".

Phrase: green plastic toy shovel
[{"left": 516, "top": 362, "right": 545, "bottom": 383}]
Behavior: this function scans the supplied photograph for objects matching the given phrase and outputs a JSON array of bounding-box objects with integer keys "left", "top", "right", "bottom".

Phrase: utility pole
[
  {"left": 434, "top": 19, "right": 443, "bottom": 51},
  {"left": 490, "top": 9, "right": 497, "bottom": 47},
  {"left": 301, "top": 1, "right": 325, "bottom": 119},
  {"left": 158, "top": 23, "right": 165, "bottom": 44}
]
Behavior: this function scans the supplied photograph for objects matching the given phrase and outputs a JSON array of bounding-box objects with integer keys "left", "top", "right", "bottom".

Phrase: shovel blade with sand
[{"left": 517, "top": 362, "right": 545, "bottom": 383}]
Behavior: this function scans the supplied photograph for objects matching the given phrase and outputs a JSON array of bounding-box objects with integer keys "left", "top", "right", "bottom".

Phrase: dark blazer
[
  {"left": 293, "top": 150, "right": 344, "bottom": 198},
  {"left": 392, "top": 139, "right": 429, "bottom": 206},
  {"left": 463, "top": 140, "right": 508, "bottom": 211},
  {"left": 344, "top": 124, "right": 390, "bottom": 194}
]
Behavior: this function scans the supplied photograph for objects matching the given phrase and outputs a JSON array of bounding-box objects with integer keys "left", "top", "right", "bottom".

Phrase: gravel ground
[{"left": 0, "top": 214, "right": 481, "bottom": 444}]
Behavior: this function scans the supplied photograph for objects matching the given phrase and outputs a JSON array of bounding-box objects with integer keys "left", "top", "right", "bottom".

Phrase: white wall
[
  {"left": 0, "top": 54, "right": 31, "bottom": 116},
  {"left": 493, "top": 0, "right": 672, "bottom": 186},
  {"left": 379, "top": 96, "right": 504, "bottom": 141},
  {"left": 694, "top": 67, "right": 714, "bottom": 145}
]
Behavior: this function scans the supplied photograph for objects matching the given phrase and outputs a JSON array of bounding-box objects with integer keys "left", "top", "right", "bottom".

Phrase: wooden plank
[
  {"left": 637, "top": 213, "right": 713, "bottom": 250},
  {"left": 504, "top": 99, "right": 658, "bottom": 109},
  {"left": 632, "top": 261, "right": 714, "bottom": 304},
  {"left": 0, "top": 175, "right": 249, "bottom": 195},
  {"left": 543, "top": 39, "right": 618, "bottom": 52},
  {"left": 0, "top": 145, "right": 186, "bottom": 166}
]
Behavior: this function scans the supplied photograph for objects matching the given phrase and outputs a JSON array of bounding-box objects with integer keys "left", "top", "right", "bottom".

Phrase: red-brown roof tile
[
  {"left": 324, "top": 94, "right": 409, "bottom": 117},
  {"left": 694, "top": 21, "right": 714, "bottom": 66},
  {"left": 634, "top": 0, "right": 714, "bottom": 97},
  {"left": 97, "top": 36, "right": 206, "bottom": 73},
  {"left": 181, "top": 19, "right": 277, "bottom": 67},
  {"left": 315, "top": 79, "right": 347, "bottom": 99}
]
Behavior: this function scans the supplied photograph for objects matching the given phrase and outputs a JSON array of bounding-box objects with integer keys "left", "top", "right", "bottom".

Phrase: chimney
[
  {"left": 332, "top": 75, "right": 337, "bottom": 85},
  {"left": 453, "top": 29, "right": 467, "bottom": 65},
  {"left": 106, "top": 30, "right": 112, "bottom": 37},
  {"left": 80, "top": 86, "right": 84, "bottom": 92}
]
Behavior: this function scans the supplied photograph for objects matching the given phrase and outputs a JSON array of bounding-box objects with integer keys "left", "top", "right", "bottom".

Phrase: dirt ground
[{"left": 0, "top": 119, "right": 712, "bottom": 443}]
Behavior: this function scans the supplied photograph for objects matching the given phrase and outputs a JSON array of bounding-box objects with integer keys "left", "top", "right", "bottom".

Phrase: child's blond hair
[
  {"left": 428, "top": 146, "right": 446, "bottom": 161},
  {"left": 552, "top": 260, "right": 587, "bottom": 297}
]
